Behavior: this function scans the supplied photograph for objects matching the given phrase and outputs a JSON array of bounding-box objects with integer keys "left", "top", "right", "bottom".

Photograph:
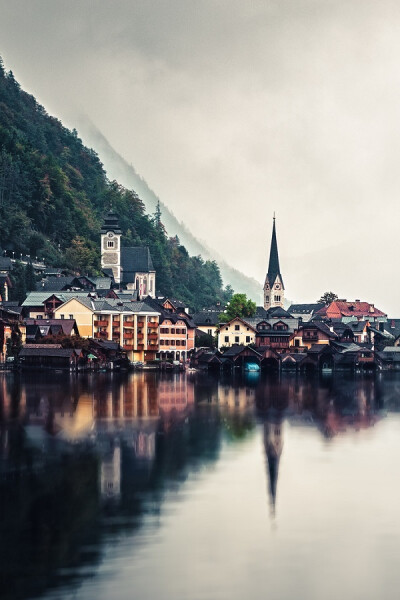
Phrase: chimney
[{"left": 355, "top": 299, "right": 360, "bottom": 302}]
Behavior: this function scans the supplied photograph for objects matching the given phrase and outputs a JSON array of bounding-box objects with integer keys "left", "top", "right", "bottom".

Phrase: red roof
[{"left": 316, "top": 301, "right": 386, "bottom": 319}]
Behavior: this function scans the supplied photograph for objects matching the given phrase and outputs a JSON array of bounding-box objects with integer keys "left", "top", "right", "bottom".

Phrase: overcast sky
[{"left": 1, "top": 0, "right": 400, "bottom": 313}]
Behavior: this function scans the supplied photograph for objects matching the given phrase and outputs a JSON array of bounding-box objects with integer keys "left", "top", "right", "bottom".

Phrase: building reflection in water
[{"left": 0, "top": 370, "right": 397, "bottom": 600}]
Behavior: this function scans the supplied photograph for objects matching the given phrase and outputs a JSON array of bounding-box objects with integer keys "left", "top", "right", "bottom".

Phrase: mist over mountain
[{"left": 75, "top": 118, "right": 263, "bottom": 304}]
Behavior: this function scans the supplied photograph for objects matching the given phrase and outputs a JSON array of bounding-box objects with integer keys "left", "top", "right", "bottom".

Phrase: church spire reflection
[{"left": 263, "top": 412, "right": 284, "bottom": 517}]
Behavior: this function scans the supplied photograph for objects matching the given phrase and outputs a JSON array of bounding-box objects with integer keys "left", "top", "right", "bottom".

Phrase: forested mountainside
[
  {"left": 76, "top": 120, "right": 263, "bottom": 303},
  {"left": 0, "top": 58, "right": 232, "bottom": 310}
]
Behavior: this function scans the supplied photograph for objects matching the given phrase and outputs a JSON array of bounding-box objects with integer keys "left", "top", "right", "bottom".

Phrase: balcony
[
  {"left": 147, "top": 322, "right": 158, "bottom": 329},
  {"left": 304, "top": 335, "right": 319, "bottom": 342},
  {"left": 148, "top": 333, "right": 158, "bottom": 340},
  {"left": 94, "top": 320, "right": 108, "bottom": 327},
  {"left": 124, "top": 332, "right": 134, "bottom": 340},
  {"left": 123, "top": 320, "right": 134, "bottom": 328},
  {"left": 123, "top": 343, "right": 134, "bottom": 350},
  {"left": 138, "top": 343, "right": 144, "bottom": 349},
  {"left": 137, "top": 333, "right": 144, "bottom": 340},
  {"left": 112, "top": 332, "right": 120, "bottom": 339},
  {"left": 137, "top": 320, "right": 145, "bottom": 327},
  {"left": 112, "top": 320, "right": 120, "bottom": 326},
  {"left": 95, "top": 331, "right": 108, "bottom": 339}
]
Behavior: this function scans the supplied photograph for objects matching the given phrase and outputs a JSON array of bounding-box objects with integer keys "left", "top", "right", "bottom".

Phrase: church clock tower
[
  {"left": 264, "top": 216, "right": 285, "bottom": 310},
  {"left": 101, "top": 211, "right": 122, "bottom": 284}
]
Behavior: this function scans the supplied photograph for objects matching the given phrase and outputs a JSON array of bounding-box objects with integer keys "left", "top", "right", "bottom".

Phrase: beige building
[
  {"left": 217, "top": 317, "right": 256, "bottom": 350},
  {"left": 54, "top": 297, "right": 160, "bottom": 362}
]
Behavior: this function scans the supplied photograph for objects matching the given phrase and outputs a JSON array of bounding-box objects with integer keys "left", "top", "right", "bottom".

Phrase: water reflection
[{"left": 0, "top": 371, "right": 399, "bottom": 599}]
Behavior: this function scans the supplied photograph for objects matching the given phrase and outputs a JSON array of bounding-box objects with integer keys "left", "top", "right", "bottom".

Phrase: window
[
  {"left": 60, "top": 314, "right": 64, "bottom": 319},
  {"left": 235, "top": 336, "right": 239, "bottom": 343},
  {"left": 37, "top": 315, "right": 42, "bottom": 319},
  {"left": 235, "top": 324, "right": 240, "bottom": 331},
  {"left": 207, "top": 329, "right": 212, "bottom": 336},
  {"left": 274, "top": 295, "right": 281, "bottom": 302},
  {"left": 246, "top": 336, "right": 250, "bottom": 343},
  {"left": 171, "top": 328, "right": 175, "bottom": 334},
  {"left": 294, "top": 339, "right": 300, "bottom": 347},
  {"left": 69, "top": 314, "right": 73, "bottom": 319},
  {"left": 225, "top": 327, "right": 228, "bottom": 331},
  {"left": 265, "top": 296, "right": 269, "bottom": 303},
  {"left": 107, "top": 240, "right": 114, "bottom": 248}
]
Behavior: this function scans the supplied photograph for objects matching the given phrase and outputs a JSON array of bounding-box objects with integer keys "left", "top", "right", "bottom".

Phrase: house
[
  {"left": 18, "top": 344, "right": 82, "bottom": 370},
  {"left": 287, "top": 303, "right": 324, "bottom": 322},
  {"left": 315, "top": 299, "right": 387, "bottom": 323},
  {"left": 291, "top": 321, "right": 338, "bottom": 350},
  {"left": 192, "top": 310, "right": 220, "bottom": 338},
  {"left": 255, "top": 318, "right": 298, "bottom": 351},
  {"left": 22, "top": 291, "right": 94, "bottom": 319},
  {"left": 24, "top": 318, "right": 80, "bottom": 342},
  {"left": 376, "top": 347, "right": 400, "bottom": 370},
  {"left": 217, "top": 317, "right": 257, "bottom": 349},
  {"left": 144, "top": 296, "right": 196, "bottom": 361}
]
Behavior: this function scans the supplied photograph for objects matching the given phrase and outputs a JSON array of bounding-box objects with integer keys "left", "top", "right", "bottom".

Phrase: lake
[{"left": 1, "top": 370, "right": 400, "bottom": 600}]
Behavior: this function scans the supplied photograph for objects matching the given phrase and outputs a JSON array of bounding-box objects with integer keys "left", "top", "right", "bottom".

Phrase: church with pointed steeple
[{"left": 264, "top": 216, "right": 285, "bottom": 310}]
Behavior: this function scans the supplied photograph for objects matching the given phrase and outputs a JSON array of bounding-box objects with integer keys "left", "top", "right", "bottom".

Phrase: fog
[{"left": 0, "top": 0, "right": 399, "bottom": 312}]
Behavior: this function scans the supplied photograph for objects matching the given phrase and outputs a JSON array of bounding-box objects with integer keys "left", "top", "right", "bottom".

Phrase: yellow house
[
  {"left": 217, "top": 317, "right": 256, "bottom": 350},
  {"left": 54, "top": 297, "right": 94, "bottom": 338}
]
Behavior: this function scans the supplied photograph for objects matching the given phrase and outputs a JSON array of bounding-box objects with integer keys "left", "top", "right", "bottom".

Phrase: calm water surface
[{"left": 1, "top": 370, "right": 400, "bottom": 600}]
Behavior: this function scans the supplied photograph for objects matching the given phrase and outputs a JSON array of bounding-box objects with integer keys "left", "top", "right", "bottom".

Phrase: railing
[
  {"left": 124, "top": 332, "right": 134, "bottom": 340},
  {"left": 148, "top": 333, "right": 158, "bottom": 340},
  {"left": 94, "top": 320, "right": 108, "bottom": 327},
  {"left": 147, "top": 322, "right": 158, "bottom": 329},
  {"left": 137, "top": 333, "right": 144, "bottom": 340},
  {"left": 95, "top": 331, "right": 108, "bottom": 339},
  {"left": 112, "top": 320, "right": 120, "bottom": 326},
  {"left": 137, "top": 320, "right": 145, "bottom": 327}
]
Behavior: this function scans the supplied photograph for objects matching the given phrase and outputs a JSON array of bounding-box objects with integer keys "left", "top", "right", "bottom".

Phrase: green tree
[
  {"left": 9, "top": 261, "right": 26, "bottom": 302},
  {"left": 219, "top": 293, "right": 256, "bottom": 323},
  {"left": 317, "top": 291, "right": 338, "bottom": 305}
]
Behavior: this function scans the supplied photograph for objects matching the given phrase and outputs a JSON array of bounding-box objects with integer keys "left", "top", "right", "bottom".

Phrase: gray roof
[
  {"left": 121, "top": 247, "right": 155, "bottom": 283},
  {"left": 288, "top": 303, "right": 324, "bottom": 314},
  {"left": 19, "top": 347, "right": 77, "bottom": 358},
  {"left": 36, "top": 276, "right": 75, "bottom": 291},
  {"left": 22, "top": 291, "right": 93, "bottom": 306},
  {"left": 192, "top": 310, "right": 221, "bottom": 326}
]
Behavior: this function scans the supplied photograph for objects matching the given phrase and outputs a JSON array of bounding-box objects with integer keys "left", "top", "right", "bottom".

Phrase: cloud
[{"left": 0, "top": 0, "right": 400, "bottom": 311}]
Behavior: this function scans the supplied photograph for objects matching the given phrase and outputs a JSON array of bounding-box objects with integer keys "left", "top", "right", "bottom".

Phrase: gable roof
[
  {"left": 317, "top": 300, "right": 387, "bottom": 319},
  {"left": 36, "top": 276, "right": 75, "bottom": 292},
  {"left": 218, "top": 316, "right": 257, "bottom": 332},
  {"left": 121, "top": 247, "right": 155, "bottom": 283}
]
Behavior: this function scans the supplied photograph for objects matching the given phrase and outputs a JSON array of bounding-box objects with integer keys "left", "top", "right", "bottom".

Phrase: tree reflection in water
[{"left": 0, "top": 370, "right": 395, "bottom": 599}]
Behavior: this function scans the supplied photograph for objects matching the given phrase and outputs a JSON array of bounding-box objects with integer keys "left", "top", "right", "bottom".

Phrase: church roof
[
  {"left": 120, "top": 247, "right": 155, "bottom": 283},
  {"left": 101, "top": 211, "right": 122, "bottom": 234},
  {"left": 266, "top": 218, "right": 284, "bottom": 289}
]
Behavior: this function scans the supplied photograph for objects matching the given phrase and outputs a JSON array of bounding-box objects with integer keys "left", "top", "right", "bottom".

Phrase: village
[{"left": 0, "top": 213, "right": 399, "bottom": 373}]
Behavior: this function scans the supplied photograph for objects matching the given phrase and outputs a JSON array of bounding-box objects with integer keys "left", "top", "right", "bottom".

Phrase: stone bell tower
[
  {"left": 101, "top": 211, "right": 122, "bottom": 284},
  {"left": 264, "top": 216, "right": 285, "bottom": 310}
]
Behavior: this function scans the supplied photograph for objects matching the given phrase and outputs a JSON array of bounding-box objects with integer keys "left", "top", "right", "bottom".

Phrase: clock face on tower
[{"left": 107, "top": 232, "right": 114, "bottom": 238}]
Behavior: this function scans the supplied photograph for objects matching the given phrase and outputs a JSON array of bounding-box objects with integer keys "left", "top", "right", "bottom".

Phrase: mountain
[
  {"left": 74, "top": 119, "right": 263, "bottom": 304},
  {"left": 0, "top": 60, "right": 236, "bottom": 310}
]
